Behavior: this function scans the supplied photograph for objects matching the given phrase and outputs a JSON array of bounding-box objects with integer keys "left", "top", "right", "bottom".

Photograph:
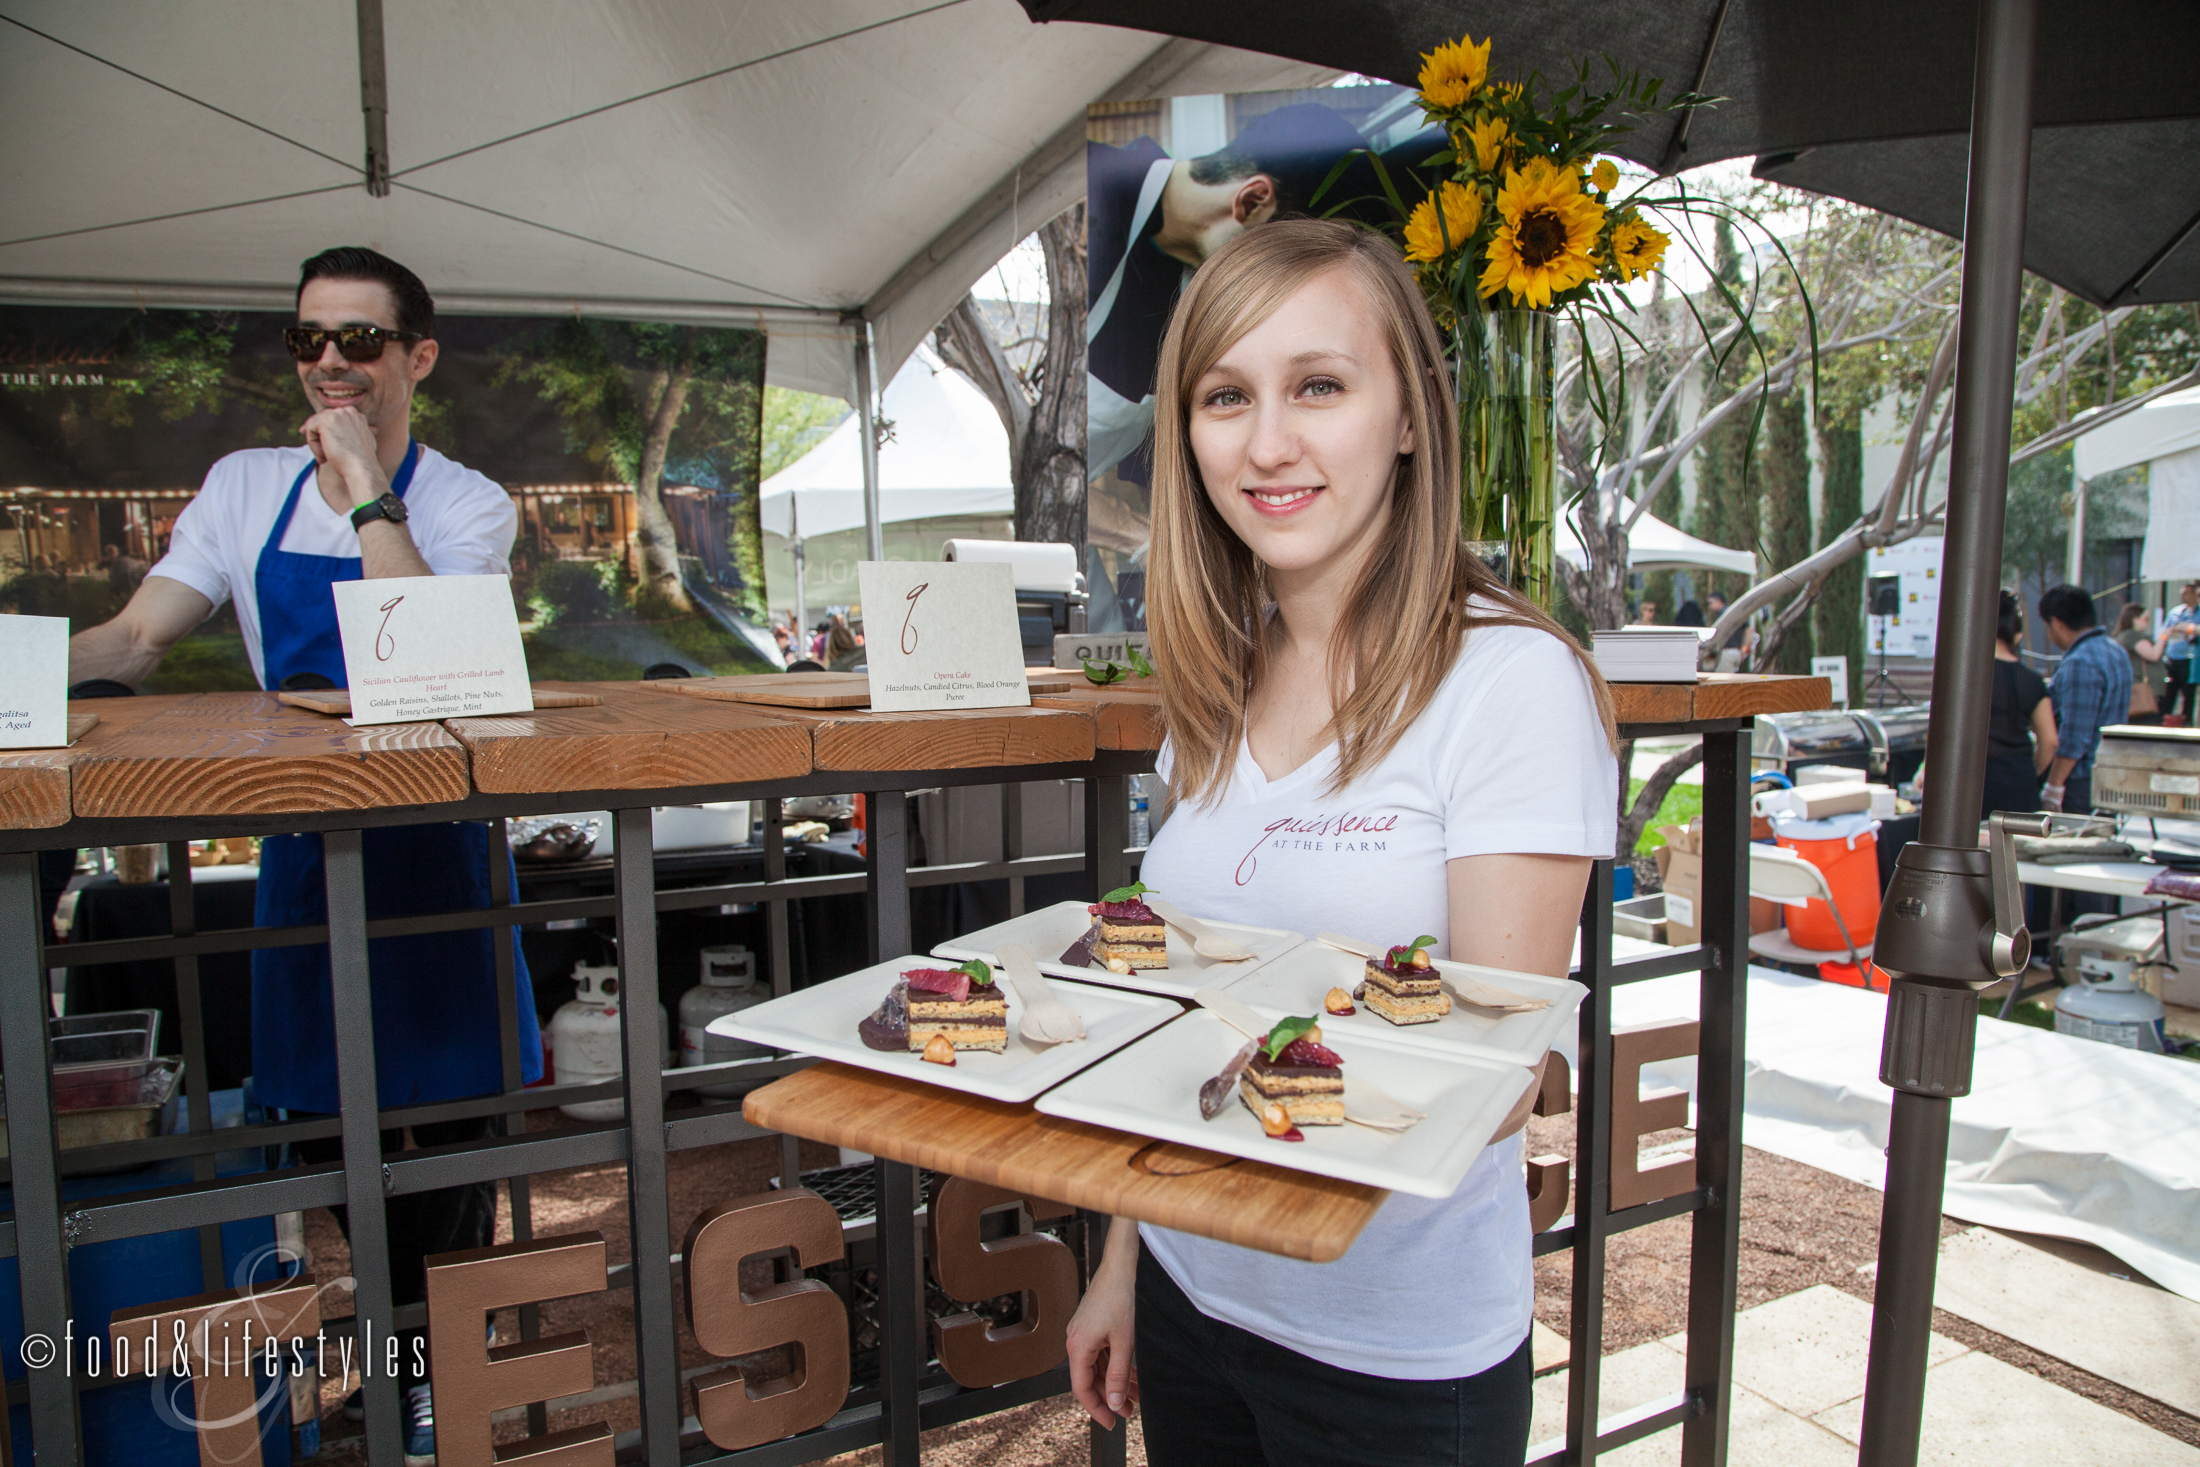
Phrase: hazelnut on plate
[
  {"left": 1323, "top": 987, "right": 1356, "bottom": 1015},
  {"left": 922, "top": 1034, "right": 957, "bottom": 1066},
  {"left": 1258, "top": 1101, "right": 1293, "bottom": 1137},
  {"left": 1410, "top": 949, "right": 1432, "bottom": 968}
]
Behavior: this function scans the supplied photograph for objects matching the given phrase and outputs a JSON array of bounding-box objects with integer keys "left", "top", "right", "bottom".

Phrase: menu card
[
  {"left": 332, "top": 575, "right": 533, "bottom": 724},
  {"left": 0, "top": 614, "right": 69, "bottom": 748},
  {"left": 856, "top": 560, "right": 1032, "bottom": 712}
]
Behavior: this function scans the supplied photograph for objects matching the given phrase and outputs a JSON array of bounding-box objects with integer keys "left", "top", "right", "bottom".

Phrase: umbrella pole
[{"left": 1860, "top": 0, "right": 2039, "bottom": 1463}]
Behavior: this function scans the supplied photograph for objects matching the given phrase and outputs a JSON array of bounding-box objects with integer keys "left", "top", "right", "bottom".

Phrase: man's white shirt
[{"left": 149, "top": 444, "right": 518, "bottom": 688}]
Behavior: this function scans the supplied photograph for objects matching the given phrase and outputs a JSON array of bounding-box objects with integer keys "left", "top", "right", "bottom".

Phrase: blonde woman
[{"left": 1064, "top": 218, "right": 1616, "bottom": 1465}]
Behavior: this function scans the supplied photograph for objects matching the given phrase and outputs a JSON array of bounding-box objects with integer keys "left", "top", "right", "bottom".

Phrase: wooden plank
[
  {"left": 659, "top": 673, "right": 873, "bottom": 710},
  {"left": 448, "top": 681, "right": 812, "bottom": 794},
  {"left": 744, "top": 1063, "right": 1383, "bottom": 1263},
  {"left": 1032, "top": 687, "right": 1166, "bottom": 751},
  {"left": 1689, "top": 673, "right": 1831, "bottom": 721},
  {"left": 67, "top": 712, "right": 98, "bottom": 743},
  {"left": 757, "top": 705, "right": 1097, "bottom": 771},
  {"left": 69, "top": 692, "right": 470, "bottom": 819},
  {"left": 276, "top": 686, "right": 602, "bottom": 717},
  {"left": 1610, "top": 682, "right": 1697, "bottom": 726}
]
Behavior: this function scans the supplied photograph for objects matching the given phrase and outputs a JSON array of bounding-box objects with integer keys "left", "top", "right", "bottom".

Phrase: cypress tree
[
  {"left": 1815, "top": 416, "right": 1866, "bottom": 707},
  {"left": 1760, "top": 390, "right": 1814, "bottom": 671}
]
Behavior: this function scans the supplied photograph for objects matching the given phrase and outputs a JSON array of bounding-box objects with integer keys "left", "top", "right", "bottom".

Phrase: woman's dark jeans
[{"left": 1135, "top": 1249, "right": 1533, "bottom": 1467}]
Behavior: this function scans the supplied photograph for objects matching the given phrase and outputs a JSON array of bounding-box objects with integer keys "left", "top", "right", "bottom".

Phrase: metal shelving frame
[{"left": 0, "top": 724, "right": 1752, "bottom": 1467}]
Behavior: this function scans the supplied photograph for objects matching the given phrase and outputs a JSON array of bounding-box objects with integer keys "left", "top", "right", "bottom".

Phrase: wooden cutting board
[
  {"left": 745, "top": 1063, "right": 1383, "bottom": 1263},
  {"left": 665, "top": 672, "right": 873, "bottom": 709},
  {"left": 275, "top": 687, "right": 601, "bottom": 717}
]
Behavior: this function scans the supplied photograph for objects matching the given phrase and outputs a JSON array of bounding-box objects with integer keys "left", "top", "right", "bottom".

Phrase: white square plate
[
  {"left": 1216, "top": 943, "right": 1585, "bottom": 1068},
  {"left": 706, "top": 958, "right": 1180, "bottom": 1104},
  {"left": 932, "top": 899, "right": 1303, "bottom": 999},
  {"left": 1034, "top": 1009, "right": 1533, "bottom": 1199}
]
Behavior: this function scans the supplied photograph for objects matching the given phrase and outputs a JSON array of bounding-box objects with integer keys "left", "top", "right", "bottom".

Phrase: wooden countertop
[
  {"left": 449, "top": 681, "right": 811, "bottom": 794},
  {"left": 0, "top": 672, "right": 1830, "bottom": 829},
  {"left": 66, "top": 692, "right": 471, "bottom": 820},
  {"left": 744, "top": 1063, "right": 1384, "bottom": 1262}
]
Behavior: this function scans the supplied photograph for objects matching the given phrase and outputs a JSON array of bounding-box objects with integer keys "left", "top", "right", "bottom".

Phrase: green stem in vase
[{"left": 1457, "top": 308, "right": 1558, "bottom": 608}]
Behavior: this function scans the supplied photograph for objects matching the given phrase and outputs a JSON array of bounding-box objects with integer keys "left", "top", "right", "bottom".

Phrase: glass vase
[{"left": 1457, "top": 308, "right": 1558, "bottom": 607}]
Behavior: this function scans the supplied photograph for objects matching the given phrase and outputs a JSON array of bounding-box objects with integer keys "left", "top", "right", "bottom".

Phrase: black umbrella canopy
[{"left": 1020, "top": 0, "right": 2200, "bottom": 305}]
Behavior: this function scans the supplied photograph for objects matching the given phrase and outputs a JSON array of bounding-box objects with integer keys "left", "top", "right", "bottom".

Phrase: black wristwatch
[{"left": 350, "top": 492, "right": 409, "bottom": 531}]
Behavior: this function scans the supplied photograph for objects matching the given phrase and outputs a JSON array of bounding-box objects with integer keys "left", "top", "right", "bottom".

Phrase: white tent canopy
[
  {"left": 761, "top": 351, "right": 1009, "bottom": 539},
  {"left": 0, "top": 3, "right": 1333, "bottom": 400},
  {"left": 1560, "top": 497, "right": 1758, "bottom": 576},
  {"left": 2073, "top": 387, "right": 2200, "bottom": 583}
]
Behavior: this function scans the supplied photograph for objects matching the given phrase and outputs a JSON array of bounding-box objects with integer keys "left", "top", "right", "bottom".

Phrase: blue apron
[{"left": 249, "top": 445, "right": 542, "bottom": 1113}]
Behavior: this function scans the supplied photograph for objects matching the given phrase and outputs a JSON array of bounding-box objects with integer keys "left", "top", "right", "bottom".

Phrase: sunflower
[
  {"left": 1417, "top": 35, "right": 1490, "bottom": 109},
  {"left": 1591, "top": 159, "right": 1620, "bottom": 193},
  {"left": 1607, "top": 216, "right": 1671, "bottom": 282},
  {"left": 1478, "top": 158, "right": 1606, "bottom": 307},
  {"left": 1465, "top": 117, "right": 1512, "bottom": 174},
  {"left": 1404, "top": 180, "right": 1483, "bottom": 263}
]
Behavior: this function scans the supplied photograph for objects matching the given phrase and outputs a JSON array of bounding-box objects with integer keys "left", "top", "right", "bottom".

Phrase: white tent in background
[
  {"left": 1560, "top": 497, "right": 1758, "bottom": 576},
  {"left": 761, "top": 353, "right": 1011, "bottom": 540},
  {"left": 0, "top": 8, "right": 1332, "bottom": 400},
  {"left": 2073, "top": 387, "right": 2200, "bottom": 583}
]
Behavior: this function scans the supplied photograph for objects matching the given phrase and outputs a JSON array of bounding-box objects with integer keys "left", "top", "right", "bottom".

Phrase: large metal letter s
[
  {"left": 926, "top": 1176, "right": 1078, "bottom": 1389},
  {"left": 682, "top": 1188, "right": 850, "bottom": 1450}
]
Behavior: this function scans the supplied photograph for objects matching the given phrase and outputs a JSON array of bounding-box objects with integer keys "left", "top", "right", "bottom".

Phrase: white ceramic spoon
[
  {"left": 1145, "top": 896, "right": 1256, "bottom": 962},
  {"left": 996, "top": 943, "right": 1086, "bottom": 1044}
]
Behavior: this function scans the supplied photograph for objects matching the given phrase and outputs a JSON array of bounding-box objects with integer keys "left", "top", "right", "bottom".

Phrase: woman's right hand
[{"left": 1066, "top": 1230, "right": 1140, "bottom": 1429}]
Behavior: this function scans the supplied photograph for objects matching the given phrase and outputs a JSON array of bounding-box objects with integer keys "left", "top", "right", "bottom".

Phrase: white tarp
[
  {"left": 1560, "top": 497, "right": 1759, "bottom": 576},
  {"left": 1563, "top": 964, "right": 2200, "bottom": 1302},
  {"left": 2140, "top": 447, "right": 2200, "bottom": 584},
  {"left": 760, "top": 351, "right": 1009, "bottom": 539},
  {"left": 0, "top": 4, "right": 1333, "bottom": 400},
  {"left": 2073, "top": 387, "right": 2200, "bottom": 479}
]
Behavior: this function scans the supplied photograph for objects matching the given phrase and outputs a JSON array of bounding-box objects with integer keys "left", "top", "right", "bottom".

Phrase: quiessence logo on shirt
[{"left": 1236, "top": 810, "right": 1404, "bottom": 886}]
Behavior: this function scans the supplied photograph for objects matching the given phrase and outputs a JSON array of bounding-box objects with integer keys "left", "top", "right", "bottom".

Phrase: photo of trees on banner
[{"left": 0, "top": 306, "right": 779, "bottom": 690}]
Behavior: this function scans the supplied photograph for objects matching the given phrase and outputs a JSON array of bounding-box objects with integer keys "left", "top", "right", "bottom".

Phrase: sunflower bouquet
[{"left": 1365, "top": 35, "right": 1684, "bottom": 605}]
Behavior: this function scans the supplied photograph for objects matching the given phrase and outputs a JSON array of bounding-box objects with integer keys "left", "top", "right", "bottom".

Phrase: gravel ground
[{"left": 294, "top": 1107, "right": 2197, "bottom": 1461}]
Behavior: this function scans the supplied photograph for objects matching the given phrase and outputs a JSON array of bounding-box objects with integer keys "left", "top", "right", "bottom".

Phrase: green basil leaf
[
  {"left": 1262, "top": 1014, "right": 1318, "bottom": 1061},
  {"left": 1082, "top": 659, "right": 1124, "bottom": 685},
  {"left": 955, "top": 958, "right": 994, "bottom": 987},
  {"left": 1126, "top": 645, "right": 1155, "bottom": 678},
  {"left": 1101, "top": 880, "right": 1150, "bottom": 904}
]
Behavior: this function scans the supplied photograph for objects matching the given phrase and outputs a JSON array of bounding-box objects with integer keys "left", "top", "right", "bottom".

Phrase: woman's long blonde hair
[{"left": 1147, "top": 218, "right": 1617, "bottom": 806}]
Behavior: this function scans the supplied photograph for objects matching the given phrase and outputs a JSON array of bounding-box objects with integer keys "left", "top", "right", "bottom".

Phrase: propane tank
[
  {"left": 678, "top": 945, "right": 769, "bottom": 1097},
  {"left": 549, "top": 964, "right": 671, "bottom": 1119},
  {"left": 2055, "top": 953, "right": 2169, "bottom": 1053}
]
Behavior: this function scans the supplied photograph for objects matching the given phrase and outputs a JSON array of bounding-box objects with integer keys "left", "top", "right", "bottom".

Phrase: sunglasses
[{"left": 283, "top": 325, "right": 423, "bottom": 363}]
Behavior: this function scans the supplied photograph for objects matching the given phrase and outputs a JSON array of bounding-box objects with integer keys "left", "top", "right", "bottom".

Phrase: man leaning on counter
[{"left": 67, "top": 246, "right": 541, "bottom": 1459}]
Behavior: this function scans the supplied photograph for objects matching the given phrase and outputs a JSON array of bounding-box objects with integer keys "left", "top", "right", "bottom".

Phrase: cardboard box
[
  {"left": 1792, "top": 781, "right": 1873, "bottom": 819},
  {"left": 1653, "top": 818, "right": 1780, "bottom": 945}
]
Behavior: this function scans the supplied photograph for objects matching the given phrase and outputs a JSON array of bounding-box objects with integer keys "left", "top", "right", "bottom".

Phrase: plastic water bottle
[{"left": 1129, "top": 782, "right": 1151, "bottom": 848}]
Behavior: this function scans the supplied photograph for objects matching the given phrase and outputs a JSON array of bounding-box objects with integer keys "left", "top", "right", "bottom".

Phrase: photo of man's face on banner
[
  {"left": 1085, "top": 84, "right": 1442, "bottom": 492},
  {"left": 0, "top": 307, "right": 779, "bottom": 690}
]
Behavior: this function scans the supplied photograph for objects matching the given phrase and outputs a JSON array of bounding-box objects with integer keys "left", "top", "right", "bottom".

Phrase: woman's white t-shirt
[
  {"left": 1136, "top": 620, "right": 1616, "bottom": 1380},
  {"left": 148, "top": 444, "right": 519, "bottom": 689}
]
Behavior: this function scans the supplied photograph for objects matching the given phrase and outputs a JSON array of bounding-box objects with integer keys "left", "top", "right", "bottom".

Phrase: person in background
[
  {"left": 1985, "top": 590, "right": 2056, "bottom": 817},
  {"left": 770, "top": 620, "right": 793, "bottom": 666},
  {"left": 1673, "top": 598, "right": 1705, "bottom": 627},
  {"left": 2039, "top": 584, "right": 2130, "bottom": 816},
  {"left": 1631, "top": 601, "right": 1660, "bottom": 626},
  {"left": 2161, "top": 580, "right": 2200, "bottom": 724},
  {"left": 824, "top": 612, "right": 863, "bottom": 670},
  {"left": 2112, "top": 602, "right": 2166, "bottom": 725}
]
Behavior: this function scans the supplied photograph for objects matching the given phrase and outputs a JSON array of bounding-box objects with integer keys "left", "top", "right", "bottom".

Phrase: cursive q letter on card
[
  {"left": 901, "top": 582, "right": 927, "bottom": 655},
  {"left": 374, "top": 595, "right": 404, "bottom": 661}
]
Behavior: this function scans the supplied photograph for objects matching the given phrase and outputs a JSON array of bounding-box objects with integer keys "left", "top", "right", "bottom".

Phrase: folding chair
[{"left": 1746, "top": 843, "right": 1879, "bottom": 985}]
